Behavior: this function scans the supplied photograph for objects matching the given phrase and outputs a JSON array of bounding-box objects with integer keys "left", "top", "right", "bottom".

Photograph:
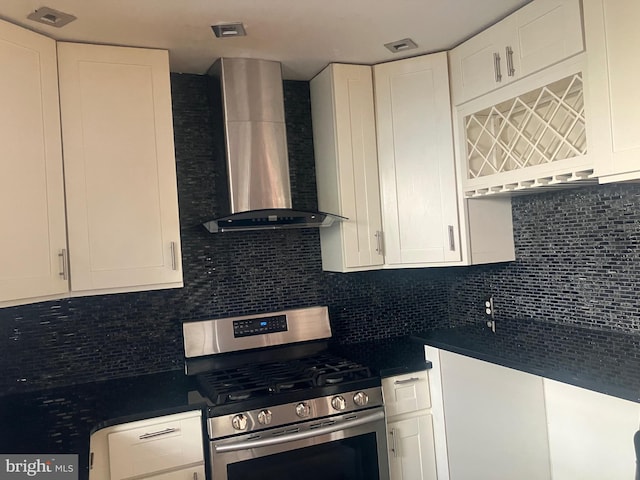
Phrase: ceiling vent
[
  {"left": 384, "top": 38, "right": 418, "bottom": 53},
  {"left": 27, "top": 7, "right": 77, "bottom": 28},
  {"left": 211, "top": 23, "right": 247, "bottom": 38}
]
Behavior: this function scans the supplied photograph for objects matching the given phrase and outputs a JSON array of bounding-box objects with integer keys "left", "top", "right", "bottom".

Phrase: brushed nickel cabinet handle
[
  {"left": 448, "top": 225, "right": 456, "bottom": 252},
  {"left": 193, "top": 472, "right": 198, "bottom": 480},
  {"left": 394, "top": 377, "right": 420, "bottom": 385},
  {"left": 170, "top": 242, "right": 178, "bottom": 270},
  {"left": 506, "top": 46, "right": 515, "bottom": 77},
  {"left": 139, "top": 427, "right": 178, "bottom": 440},
  {"left": 390, "top": 428, "right": 398, "bottom": 458},
  {"left": 58, "top": 248, "right": 68, "bottom": 280},
  {"left": 375, "top": 231, "right": 384, "bottom": 256},
  {"left": 493, "top": 52, "right": 502, "bottom": 83}
]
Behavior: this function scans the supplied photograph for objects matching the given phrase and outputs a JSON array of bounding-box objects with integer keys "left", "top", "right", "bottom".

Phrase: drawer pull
[
  {"left": 394, "top": 377, "right": 420, "bottom": 385},
  {"left": 139, "top": 427, "right": 178, "bottom": 440},
  {"left": 193, "top": 472, "right": 198, "bottom": 480},
  {"left": 390, "top": 428, "right": 398, "bottom": 458}
]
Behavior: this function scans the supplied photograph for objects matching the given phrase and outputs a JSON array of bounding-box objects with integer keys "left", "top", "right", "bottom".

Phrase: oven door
[{"left": 210, "top": 407, "right": 390, "bottom": 480}]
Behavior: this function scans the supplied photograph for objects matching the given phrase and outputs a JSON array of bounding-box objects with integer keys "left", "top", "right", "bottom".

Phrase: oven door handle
[{"left": 214, "top": 409, "right": 385, "bottom": 453}]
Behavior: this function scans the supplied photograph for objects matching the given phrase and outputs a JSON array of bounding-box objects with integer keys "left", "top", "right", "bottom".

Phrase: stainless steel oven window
[{"left": 210, "top": 408, "right": 390, "bottom": 480}]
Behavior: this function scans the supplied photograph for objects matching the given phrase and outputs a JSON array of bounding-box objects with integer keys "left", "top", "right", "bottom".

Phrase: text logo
[{"left": 0, "top": 456, "right": 77, "bottom": 480}]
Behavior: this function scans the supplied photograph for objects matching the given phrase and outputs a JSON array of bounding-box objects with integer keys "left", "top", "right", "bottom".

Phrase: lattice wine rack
[{"left": 462, "top": 73, "right": 595, "bottom": 197}]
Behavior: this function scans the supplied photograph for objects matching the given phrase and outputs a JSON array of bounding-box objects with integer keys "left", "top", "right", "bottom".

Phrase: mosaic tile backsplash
[{"left": 1, "top": 73, "right": 639, "bottom": 396}]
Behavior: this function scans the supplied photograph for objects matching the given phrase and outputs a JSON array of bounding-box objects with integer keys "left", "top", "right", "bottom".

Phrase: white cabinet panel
[
  {"left": 0, "top": 19, "right": 68, "bottom": 304},
  {"left": 439, "top": 351, "right": 551, "bottom": 480},
  {"left": 106, "top": 410, "right": 204, "bottom": 480},
  {"left": 388, "top": 415, "right": 438, "bottom": 480},
  {"left": 449, "top": 0, "right": 583, "bottom": 106},
  {"left": 382, "top": 371, "right": 431, "bottom": 418},
  {"left": 545, "top": 379, "right": 640, "bottom": 480},
  {"left": 374, "top": 53, "right": 460, "bottom": 266},
  {"left": 311, "top": 64, "right": 383, "bottom": 272},
  {"left": 57, "top": 43, "right": 182, "bottom": 292},
  {"left": 584, "top": 0, "right": 640, "bottom": 181}
]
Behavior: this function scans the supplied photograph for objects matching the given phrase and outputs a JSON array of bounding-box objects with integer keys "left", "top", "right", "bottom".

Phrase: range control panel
[{"left": 233, "top": 314, "right": 288, "bottom": 337}]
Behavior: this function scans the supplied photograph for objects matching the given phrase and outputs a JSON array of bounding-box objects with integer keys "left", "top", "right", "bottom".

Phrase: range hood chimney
[{"left": 203, "top": 58, "right": 345, "bottom": 233}]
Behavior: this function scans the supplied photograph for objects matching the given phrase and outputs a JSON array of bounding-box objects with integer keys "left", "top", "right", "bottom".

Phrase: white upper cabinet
[
  {"left": 311, "top": 64, "right": 384, "bottom": 272},
  {"left": 0, "top": 20, "right": 68, "bottom": 304},
  {"left": 374, "top": 53, "right": 461, "bottom": 266},
  {"left": 449, "top": 0, "right": 584, "bottom": 106},
  {"left": 57, "top": 43, "right": 183, "bottom": 293},
  {"left": 584, "top": 0, "right": 640, "bottom": 182}
]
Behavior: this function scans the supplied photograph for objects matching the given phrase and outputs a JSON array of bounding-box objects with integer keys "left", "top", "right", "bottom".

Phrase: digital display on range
[{"left": 233, "top": 315, "right": 288, "bottom": 338}]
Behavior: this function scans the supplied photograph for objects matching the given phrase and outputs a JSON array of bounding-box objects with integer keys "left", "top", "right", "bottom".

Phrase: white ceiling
[{"left": 1, "top": 0, "right": 532, "bottom": 80}]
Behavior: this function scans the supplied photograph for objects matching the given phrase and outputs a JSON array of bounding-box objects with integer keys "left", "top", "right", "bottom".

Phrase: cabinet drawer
[
  {"left": 107, "top": 410, "right": 203, "bottom": 480},
  {"left": 382, "top": 371, "right": 431, "bottom": 417}
]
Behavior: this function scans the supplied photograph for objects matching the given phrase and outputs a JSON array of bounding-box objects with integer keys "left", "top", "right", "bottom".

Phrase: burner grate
[{"left": 197, "top": 353, "right": 371, "bottom": 406}]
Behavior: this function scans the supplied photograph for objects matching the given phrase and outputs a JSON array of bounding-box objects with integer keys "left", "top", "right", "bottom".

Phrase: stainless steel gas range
[{"left": 182, "top": 306, "right": 390, "bottom": 480}]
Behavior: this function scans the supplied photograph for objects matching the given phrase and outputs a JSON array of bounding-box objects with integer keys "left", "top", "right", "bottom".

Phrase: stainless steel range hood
[{"left": 203, "top": 58, "right": 345, "bottom": 233}]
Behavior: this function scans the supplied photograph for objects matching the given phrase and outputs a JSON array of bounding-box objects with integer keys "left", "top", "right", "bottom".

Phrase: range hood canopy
[{"left": 203, "top": 57, "right": 345, "bottom": 233}]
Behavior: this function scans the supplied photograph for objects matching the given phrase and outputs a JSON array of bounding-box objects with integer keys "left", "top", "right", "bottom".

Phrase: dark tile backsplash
[
  {"left": 447, "top": 183, "right": 640, "bottom": 335},
  {"left": 1, "top": 73, "right": 639, "bottom": 396}
]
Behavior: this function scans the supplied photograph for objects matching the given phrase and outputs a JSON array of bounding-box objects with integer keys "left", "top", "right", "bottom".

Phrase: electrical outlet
[{"left": 484, "top": 296, "right": 494, "bottom": 318}]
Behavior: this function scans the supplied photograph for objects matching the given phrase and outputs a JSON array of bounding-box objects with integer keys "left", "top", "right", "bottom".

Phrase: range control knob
[
  {"left": 257, "top": 409, "right": 272, "bottom": 425},
  {"left": 353, "top": 391, "right": 369, "bottom": 407},
  {"left": 295, "top": 402, "right": 311, "bottom": 418},
  {"left": 231, "top": 413, "right": 248, "bottom": 431},
  {"left": 331, "top": 395, "right": 347, "bottom": 411}
]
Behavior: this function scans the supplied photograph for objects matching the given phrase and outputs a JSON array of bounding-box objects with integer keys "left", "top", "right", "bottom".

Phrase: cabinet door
[
  {"left": 514, "top": 0, "right": 584, "bottom": 79},
  {"left": 449, "top": 17, "right": 514, "bottom": 106},
  {"left": 374, "top": 53, "right": 460, "bottom": 266},
  {"left": 0, "top": 20, "right": 68, "bottom": 304},
  {"left": 388, "top": 415, "right": 438, "bottom": 480},
  {"left": 585, "top": 0, "right": 640, "bottom": 181},
  {"left": 544, "top": 379, "right": 640, "bottom": 480},
  {"left": 57, "top": 43, "right": 183, "bottom": 292},
  {"left": 311, "top": 64, "right": 383, "bottom": 272},
  {"left": 439, "top": 351, "right": 551, "bottom": 480},
  {"left": 107, "top": 411, "right": 204, "bottom": 480}
]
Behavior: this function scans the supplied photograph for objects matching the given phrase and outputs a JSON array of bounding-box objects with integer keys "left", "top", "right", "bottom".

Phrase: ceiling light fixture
[
  {"left": 27, "top": 7, "right": 77, "bottom": 28},
  {"left": 384, "top": 38, "right": 418, "bottom": 53},
  {"left": 211, "top": 23, "right": 247, "bottom": 38}
]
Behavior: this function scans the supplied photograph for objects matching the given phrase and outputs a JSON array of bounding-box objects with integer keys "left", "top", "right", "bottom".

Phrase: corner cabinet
[
  {"left": 310, "top": 64, "right": 384, "bottom": 272},
  {"left": 374, "top": 54, "right": 461, "bottom": 266},
  {"left": 382, "top": 371, "right": 438, "bottom": 480},
  {"left": 584, "top": 0, "right": 640, "bottom": 182},
  {"left": 57, "top": 43, "right": 183, "bottom": 293},
  {"left": 0, "top": 20, "right": 69, "bottom": 304},
  {"left": 311, "top": 56, "right": 515, "bottom": 272}
]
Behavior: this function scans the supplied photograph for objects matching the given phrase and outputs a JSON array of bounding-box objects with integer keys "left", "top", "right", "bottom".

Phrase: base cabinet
[
  {"left": 382, "top": 371, "right": 438, "bottom": 480},
  {"left": 388, "top": 415, "right": 437, "bottom": 480},
  {"left": 89, "top": 410, "right": 205, "bottom": 480},
  {"left": 437, "top": 351, "right": 551, "bottom": 480},
  {"left": 544, "top": 379, "right": 640, "bottom": 479}
]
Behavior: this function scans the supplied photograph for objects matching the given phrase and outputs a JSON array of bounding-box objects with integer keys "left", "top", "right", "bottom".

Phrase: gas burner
[{"left": 324, "top": 375, "right": 344, "bottom": 385}]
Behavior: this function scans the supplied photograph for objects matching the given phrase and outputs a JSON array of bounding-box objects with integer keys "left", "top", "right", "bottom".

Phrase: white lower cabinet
[
  {"left": 544, "top": 379, "right": 640, "bottom": 480},
  {"left": 382, "top": 371, "right": 438, "bottom": 480},
  {"left": 435, "top": 350, "right": 551, "bottom": 480},
  {"left": 427, "top": 346, "right": 640, "bottom": 480},
  {"left": 89, "top": 410, "right": 205, "bottom": 480},
  {"left": 388, "top": 415, "right": 437, "bottom": 480}
]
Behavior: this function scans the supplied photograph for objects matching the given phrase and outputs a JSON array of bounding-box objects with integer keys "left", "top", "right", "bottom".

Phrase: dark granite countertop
[
  {"left": 0, "top": 370, "right": 197, "bottom": 480},
  {"left": 413, "top": 320, "right": 640, "bottom": 404},
  {"left": 331, "top": 336, "right": 431, "bottom": 378}
]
